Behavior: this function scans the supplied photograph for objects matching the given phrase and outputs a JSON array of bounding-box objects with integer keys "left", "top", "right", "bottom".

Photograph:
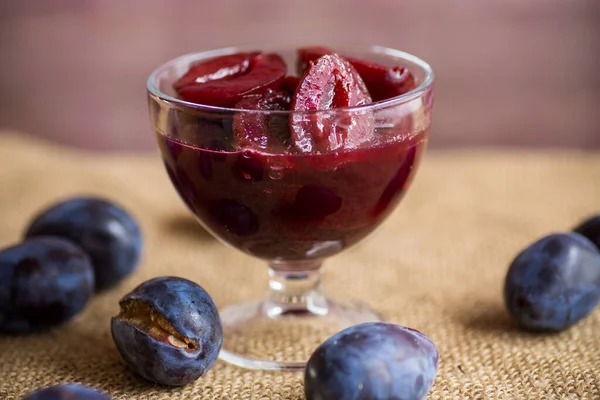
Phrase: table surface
[{"left": 0, "top": 132, "right": 599, "bottom": 399}]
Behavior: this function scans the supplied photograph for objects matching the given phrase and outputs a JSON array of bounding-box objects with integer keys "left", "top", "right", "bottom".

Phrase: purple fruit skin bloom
[{"left": 305, "top": 322, "right": 439, "bottom": 400}]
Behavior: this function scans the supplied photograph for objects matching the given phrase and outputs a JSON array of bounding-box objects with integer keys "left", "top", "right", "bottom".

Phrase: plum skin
[
  {"left": 23, "top": 384, "right": 111, "bottom": 400},
  {"left": 504, "top": 232, "right": 600, "bottom": 332},
  {"left": 305, "top": 322, "right": 439, "bottom": 400},
  {"left": 0, "top": 237, "right": 95, "bottom": 333},
  {"left": 25, "top": 196, "right": 143, "bottom": 292},
  {"left": 111, "top": 276, "right": 222, "bottom": 386}
]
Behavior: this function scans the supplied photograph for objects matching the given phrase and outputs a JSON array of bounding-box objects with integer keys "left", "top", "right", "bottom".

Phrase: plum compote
[{"left": 159, "top": 47, "right": 426, "bottom": 261}]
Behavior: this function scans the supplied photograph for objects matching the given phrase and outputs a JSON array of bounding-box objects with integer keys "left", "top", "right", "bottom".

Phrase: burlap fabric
[{"left": 0, "top": 132, "right": 599, "bottom": 400}]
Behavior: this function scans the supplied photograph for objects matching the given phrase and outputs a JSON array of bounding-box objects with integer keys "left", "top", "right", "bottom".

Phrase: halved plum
[
  {"left": 173, "top": 52, "right": 260, "bottom": 91},
  {"left": 233, "top": 89, "right": 292, "bottom": 151},
  {"left": 297, "top": 46, "right": 416, "bottom": 101},
  {"left": 290, "top": 54, "right": 373, "bottom": 153},
  {"left": 176, "top": 53, "right": 287, "bottom": 107}
]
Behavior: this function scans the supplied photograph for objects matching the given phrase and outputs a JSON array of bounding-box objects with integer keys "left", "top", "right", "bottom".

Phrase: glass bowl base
[{"left": 218, "top": 298, "right": 381, "bottom": 371}]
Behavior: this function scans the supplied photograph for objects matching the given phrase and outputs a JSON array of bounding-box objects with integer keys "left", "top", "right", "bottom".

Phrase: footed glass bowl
[{"left": 147, "top": 44, "right": 434, "bottom": 371}]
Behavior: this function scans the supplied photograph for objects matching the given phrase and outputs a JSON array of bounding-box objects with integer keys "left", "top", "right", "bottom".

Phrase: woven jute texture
[{"left": 0, "top": 132, "right": 599, "bottom": 400}]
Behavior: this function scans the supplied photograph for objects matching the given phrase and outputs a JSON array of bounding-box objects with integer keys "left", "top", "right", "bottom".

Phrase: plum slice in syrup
[
  {"left": 233, "top": 89, "right": 292, "bottom": 151},
  {"left": 174, "top": 53, "right": 287, "bottom": 107},
  {"left": 297, "top": 46, "right": 416, "bottom": 101},
  {"left": 282, "top": 75, "right": 301, "bottom": 94},
  {"left": 173, "top": 52, "right": 260, "bottom": 91},
  {"left": 290, "top": 54, "right": 373, "bottom": 153}
]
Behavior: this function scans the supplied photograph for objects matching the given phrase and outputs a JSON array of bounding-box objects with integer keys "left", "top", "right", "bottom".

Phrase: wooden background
[{"left": 0, "top": 0, "right": 598, "bottom": 151}]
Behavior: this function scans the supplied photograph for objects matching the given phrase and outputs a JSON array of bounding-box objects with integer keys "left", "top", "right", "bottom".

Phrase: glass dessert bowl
[{"left": 147, "top": 44, "right": 434, "bottom": 371}]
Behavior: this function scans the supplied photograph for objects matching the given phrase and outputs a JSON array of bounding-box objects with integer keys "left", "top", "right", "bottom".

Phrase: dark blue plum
[
  {"left": 23, "top": 383, "right": 111, "bottom": 400},
  {"left": 111, "top": 276, "right": 222, "bottom": 386},
  {"left": 0, "top": 237, "right": 94, "bottom": 333},
  {"left": 574, "top": 214, "right": 600, "bottom": 250},
  {"left": 504, "top": 232, "right": 600, "bottom": 332},
  {"left": 305, "top": 322, "right": 439, "bottom": 400},
  {"left": 25, "top": 197, "right": 143, "bottom": 292}
]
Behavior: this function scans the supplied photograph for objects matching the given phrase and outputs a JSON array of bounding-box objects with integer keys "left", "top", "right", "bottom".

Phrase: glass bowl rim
[{"left": 147, "top": 44, "right": 434, "bottom": 116}]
